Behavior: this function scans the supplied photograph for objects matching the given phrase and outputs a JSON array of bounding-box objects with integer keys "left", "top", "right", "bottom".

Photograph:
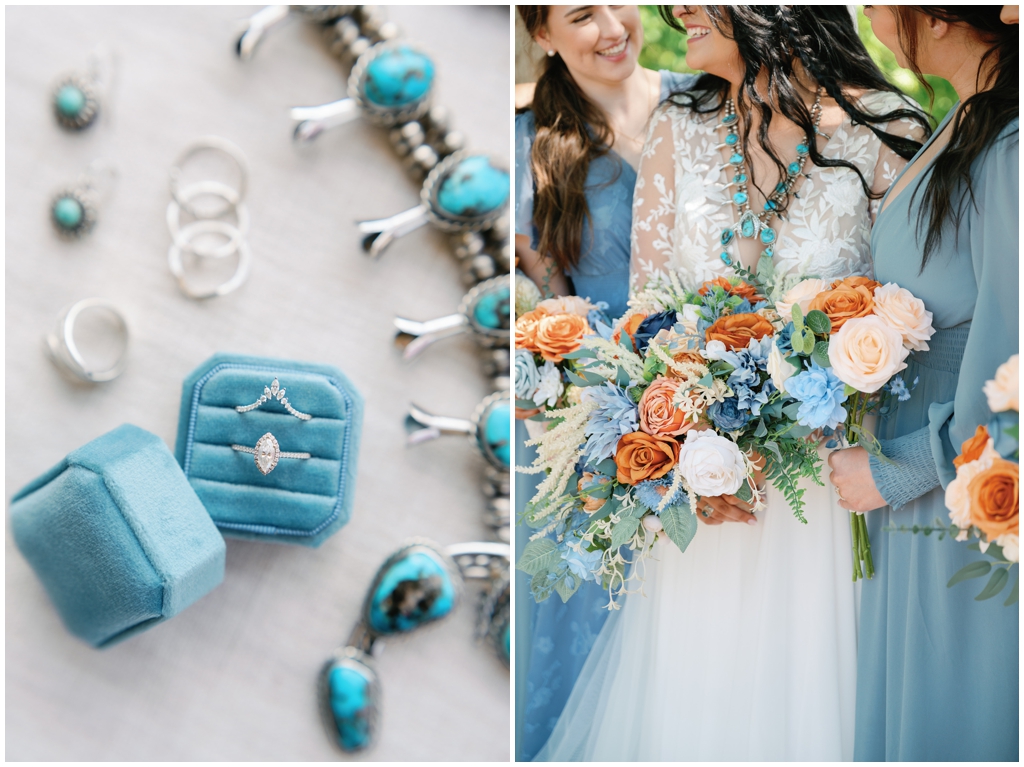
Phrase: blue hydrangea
[
  {"left": 560, "top": 543, "right": 603, "bottom": 582},
  {"left": 785, "top": 360, "right": 849, "bottom": 430},
  {"left": 708, "top": 396, "right": 751, "bottom": 431},
  {"left": 635, "top": 472, "right": 689, "bottom": 511},
  {"left": 735, "top": 379, "right": 776, "bottom": 416},
  {"left": 580, "top": 383, "right": 639, "bottom": 464},
  {"left": 634, "top": 310, "right": 678, "bottom": 353},
  {"left": 776, "top": 322, "right": 794, "bottom": 354}
]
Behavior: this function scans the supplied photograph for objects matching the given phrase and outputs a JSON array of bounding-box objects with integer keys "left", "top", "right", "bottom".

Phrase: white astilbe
[
  {"left": 518, "top": 400, "right": 598, "bottom": 514},
  {"left": 655, "top": 467, "right": 688, "bottom": 514},
  {"left": 650, "top": 344, "right": 707, "bottom": 386},
  {"left": 582, "top": 336, "right": 646, "bottom": 382},
  {"left": 628, "top": 268, "right": 690, "bottom": 315},
  {"left": 693, "top": 377, "right": 730, "bottom": 405}
]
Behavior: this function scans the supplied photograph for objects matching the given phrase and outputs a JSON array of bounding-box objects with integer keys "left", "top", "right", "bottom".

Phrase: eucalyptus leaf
[
  {"left": 517, "top": 538, "right": 561, "bottom": 576},
  {"left": 734, "top": 482, "right": 753, "bottom": 503},
  {"left": 805, "top": 309, "right": 832, "bottom": 336},
  {"left": 697, "top": 372, "right": 716, "bottom": 388},
  {"left": 762, "top": 440, "right": 783, "bottom": 462},
  {"left": 754, "top": 419, "right": 768, "bottom": 438},
  {"left": 559, "top": 347, "right": 597, "bottom": 360},
  {"left": 783, "top": 402, "right": 803, "bottom": 421},
  {"left": 555, "top": 573, "right": 581, "bottom": 603},
  {"left": 595, "top": 458, "right": 618, "bottom": 477},
  {"left": 1004, "top": 576, "right": 1019, "bottom": 606},
  {"left": 588, "top": 492, "right": 623, "bottom": 522},
  {"left": 661, "top": 501, "right": 698, "bottom": 554},
  {"left": 791, "top": 303, "right": 804, "bottom": 332},
  {"left": 947, "top": 559, "right": 992, "bottom": 588},
  {"left": 610, "top": 515, "right": 641, "bottom": 549},
  {"left": 812, "top": 340, "right": 831, "bottom": 368},
  {"left": 515, "top": 397, "right": 540, "bottom": 410},
  {"left": 756, "top": 253, "right": 775, "bottom": 280},
  {"left": 975, "top": 566, "right": 1010, "bottom": 601},
  {"left": 615, "top": 366, "right": 632, "bottom": 388},
  {"left": 619, "top": 331, "right": 635, "bottom": 352},
  {"left": 583, "top": 481, "right": 613, "bottom": 501},
  {"left": 531, "top": 571, "right": 555, "bottom": 602}
]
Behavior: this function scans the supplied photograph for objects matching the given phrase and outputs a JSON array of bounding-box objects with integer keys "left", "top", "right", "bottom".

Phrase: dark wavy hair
[
  {"left": 893, "top": 7, "right": 1018, "bottom": 267},
  {"left": 659, "top": 6, "right": 931, "bottom": 217},
  {"left": 517, "top": 5, "right": 616, "bottom": 273}
]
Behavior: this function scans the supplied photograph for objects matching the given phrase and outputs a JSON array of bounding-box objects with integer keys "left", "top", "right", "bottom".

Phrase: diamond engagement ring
[
  {"left": 232, "top": 432, "right": 311, "bottom": 475},
  {"left": 236, "top": 378, "right": 312, "bottom": 420}
]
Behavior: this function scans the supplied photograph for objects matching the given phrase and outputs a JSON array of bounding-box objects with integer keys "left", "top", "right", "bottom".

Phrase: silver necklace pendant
[
  {"left": 405, "top": 391, "right": 510, "bottom": 472},
  {"left": 359, "top": 151, "right": 510, "bottom": 258},
  {"left": 394, "top": 275, "right": 511, "bottom": 359},
  {"left": 290, "top": 39, "right": 434, "bottom": 142}
]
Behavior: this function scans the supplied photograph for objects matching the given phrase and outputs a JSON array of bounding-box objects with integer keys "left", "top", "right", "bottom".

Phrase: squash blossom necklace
[{"left": 717, "top": 88, "right": 823, "bottom": 267}]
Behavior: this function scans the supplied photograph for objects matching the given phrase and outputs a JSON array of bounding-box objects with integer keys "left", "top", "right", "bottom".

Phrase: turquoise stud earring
[
  {"left": 50, "top": 160, "right": 117, "bottom": 239},
  {"left": 52, "top": 74, "right": 99, "bottom": 130}
]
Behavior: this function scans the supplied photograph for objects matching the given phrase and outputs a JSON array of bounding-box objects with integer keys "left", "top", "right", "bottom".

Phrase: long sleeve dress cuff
[{"left": 868, "top": 426, "right": 941, "bottom": 510}]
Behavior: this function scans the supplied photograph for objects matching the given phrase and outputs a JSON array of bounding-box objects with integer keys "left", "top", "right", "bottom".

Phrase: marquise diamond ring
[{"left": 232, "top": 432, "right": 311, "bottom": 475}]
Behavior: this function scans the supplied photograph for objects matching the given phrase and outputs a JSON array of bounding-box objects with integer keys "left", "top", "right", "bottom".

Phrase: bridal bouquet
[
  {"left": 517, "top": 272, "right": 826, "bottom": 607},
  {"left": 890, "top": 355, "right": 1019, "bottom": 605},
  {"left": 513, "top": 281, "right": 610, "bottom": 414},
  {"left": 768, "top": 274, "right": 936, "bottom": 580}
]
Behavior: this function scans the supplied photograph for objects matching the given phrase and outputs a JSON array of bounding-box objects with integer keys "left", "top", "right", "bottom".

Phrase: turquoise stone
[
  {"left": 367, "top": 549, "right": 456, "bottom": 635},
  {"left": 437, "top": 155, "right": 510, "bottom": 218},
  {"left": 775, "top": 182, "right": 787, "bottom": 193},
  {"left": 796, "top": 143, "right": 809, "bottom": 155},
  {"left": 364, "top": 46, "right": 434, "bottom": 107},
  {"left": 788, "top": 162, "right": 801, "bottom": 175},
  {"left": 725, "top": 133, "right": 738, "bottom": 145},
  {"left": 501, "top": 624, "right": 510, "bottom": 663},
  {"left": 55, "top": 85, "right": 86, "bottom": 117},
  {"left": 721, "top": 114, "right": 738, "bottom": 125},
  {"left": 53, "top": 197, "right": 84, "bottom": 230},
  {"left": 729, "top": 153, "right": 744, "bottom": 166},
  {"left": 484, "top": 401, "right": 510, "bottom": 466},
  {"left": 764, "top": 200, "right": 777, "bottom": 211},
  {"left": 720, "top": 252, "right": 732, "bottom": 265},
  {"left": 733, "top": 173, "right": 747, "bottom": 184},
  {"left": 720, "top": 229, "right": 734, "bottom": 246},
  {"left": 472, "top": 286, "right": 510, "bottom": 331},
  {"left": 732, "top": 191, "right": 748, "bottom": 205},
  {"left": 739, "top": 213, "right": 757, "bottom": 238},
  {"left": 325, "top": 659, "right": 377, "bottom": 752},
  {"left": 760, "top": 227, "right": 777, "bottom": 244}
]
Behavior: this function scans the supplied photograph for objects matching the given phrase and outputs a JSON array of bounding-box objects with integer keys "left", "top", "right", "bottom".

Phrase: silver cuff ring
[
  {"left": 167, "top": 220, "right": 252, "bottom": 299},
  {"left": 232, "top": 432, "right": 311, "bottom": 475},
  {"left": 236, "top": 378, "right": 312, "bottom": 421},
  {"left": 169, "top": 136, "right": 250, "bottom": 218},
  {"left": 167, "top": 180, "right": 250, "bottom": 259},
  {"left": 45, "top": 298, "right": 129, "bottom": 383}
]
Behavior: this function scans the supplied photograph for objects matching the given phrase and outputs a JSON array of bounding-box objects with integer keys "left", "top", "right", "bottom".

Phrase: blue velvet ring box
[
  {"left": 174, "top": 353, "right": 363, "bottom": 547},
  {"left": 10, "top": 424, "right": 227, "bottom": 648}
]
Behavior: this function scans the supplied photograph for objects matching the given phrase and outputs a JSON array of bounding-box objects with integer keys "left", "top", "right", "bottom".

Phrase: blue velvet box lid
[
  {"left": 174, "top": 353, "right": 364, "bottom": 547},
  {"left": 10, "top": 424, "right": 227, "bottom": 648}
]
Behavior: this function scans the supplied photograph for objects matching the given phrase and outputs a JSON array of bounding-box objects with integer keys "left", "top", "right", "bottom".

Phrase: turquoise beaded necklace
[{"left": 717, "top": 89, "right": 823, "bottom": 267}]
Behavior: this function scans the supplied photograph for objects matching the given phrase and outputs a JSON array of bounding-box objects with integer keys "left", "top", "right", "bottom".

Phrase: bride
[{"left": 536, "top": 6, "right": 929, "bottom": 761}]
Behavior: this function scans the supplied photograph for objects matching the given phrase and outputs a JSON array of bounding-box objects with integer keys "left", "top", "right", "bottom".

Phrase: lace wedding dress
[{"left": 536, "top": 90, "right": 923, "bottom": 762}]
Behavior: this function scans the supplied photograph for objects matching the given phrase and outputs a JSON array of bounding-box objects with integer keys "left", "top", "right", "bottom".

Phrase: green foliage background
[{"left": 637, "top": 6, "right": 957, "bottom": 123}]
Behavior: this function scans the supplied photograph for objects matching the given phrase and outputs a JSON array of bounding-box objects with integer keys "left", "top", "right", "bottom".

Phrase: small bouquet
[
  {"left": 517, "top": 271, "right": 826, "bottom": 607},
  {"left": 769, "top": 274, "right": 936, "bottom": 579},
  {"left": 513, "top": 278, "right": 609, "bottom": 415},
  {"left": 889, "top": 355, "right": 1018, "bottom": 606}
]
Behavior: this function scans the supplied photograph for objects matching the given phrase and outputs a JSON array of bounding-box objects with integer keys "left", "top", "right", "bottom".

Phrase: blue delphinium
[
  {"left": 635, "top": 472, "right": 689, "bottom": 512},
  {"left": 708, "top": 396, "right": 751, "bottom": 431},
  {"left": 580, "top": 383, "right": 638, "bottom": 464},
  {"left": 634, "top": 310, "right": 678, "bottom": 353},
  {"left": 886, "top": 374, "right": 914, "bottom": 402},
  {"left": 785, "top": 360, "right": 849, "bottom": 430},
  {"left": 561, "top": 542, "right": 603, "bottom": 582}
]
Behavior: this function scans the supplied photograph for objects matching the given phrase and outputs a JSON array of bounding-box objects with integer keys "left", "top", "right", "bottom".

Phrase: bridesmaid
[
  {"left": 829, "top": 6, "right": 1018, "bottom": 761},
  {"left": 513, "top": 5, "right": 695, "bottom": 759}
]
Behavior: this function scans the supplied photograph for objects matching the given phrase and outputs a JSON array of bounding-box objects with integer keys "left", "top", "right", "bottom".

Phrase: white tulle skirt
[{"left": 535, "top": 451, "right": 859, "bottom": 762}]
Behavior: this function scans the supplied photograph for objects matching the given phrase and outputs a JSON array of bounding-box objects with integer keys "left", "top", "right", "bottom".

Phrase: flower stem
[
  {"left": 850, "top": 511, "right": 863, "bottom": 581},
  {"left": 859, "top": 513, "right": 875, "bottom": 579}
]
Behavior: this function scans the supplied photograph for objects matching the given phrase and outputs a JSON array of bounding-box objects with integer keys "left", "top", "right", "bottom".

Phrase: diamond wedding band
[{"left": 236, "top": 378, "right": 312, "bottom": 420}]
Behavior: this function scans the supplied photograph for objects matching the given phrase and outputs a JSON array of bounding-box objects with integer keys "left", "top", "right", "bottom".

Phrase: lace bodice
[{"left": 630, "top": 90, "right": 925, "bottom": 293}]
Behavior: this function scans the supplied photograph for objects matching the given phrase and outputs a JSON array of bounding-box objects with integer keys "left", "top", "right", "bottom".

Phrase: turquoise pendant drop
[
  {"left": 759, "top": 227, "right": 777, "bottom": 245},
  {"left": 319, "top": 649, "right": 380, "bottom": 753},
  {"left": 739, "top": 211, "right": 758, "bottom": 239},
  {"left": 435, "top": 155, "right": 510, "bottom": 219},
  {"left": 365, "top": 544, "right": 458, "bottom": 635},
  {"left": 363, "top": 46, "right": 435, "bottom": 108}
]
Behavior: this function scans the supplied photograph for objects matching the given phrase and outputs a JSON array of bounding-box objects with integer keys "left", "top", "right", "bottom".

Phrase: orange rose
[
  {"left": 954, "top": 425, "right": 992, "bottom": 470},
  {"left": 614, "top": 431, "right": 679, "bottom": 485},
  {"left": 704, "top": 313, "right": 774, "bottom": 351},
  {"left": 577, "top": 472, "right": 610, "bottom": 513},
  {"left": 699, "top": 276, "right": 761, "bottom": 302},
  {"left": 612, "top": 312, "right": 647, "bottom": 351},
  {"left": 808, "top": 284, "right": 874, "bottom": 331},
  {"left": 534, "top": 313, "right": 591, "bottom": 362},
  {"left": 831, "top": 275, "right": 882, "bottom": 293},
  {"left": 666, "top": 349, "right": 707, "bottom": 379},
  {"left": 514, "top": 307, "right": 548, "bottom": 353},
  {"left": 968, "top": 459, "right": 1019, "bottom": 540},
  {"left": 638, "top": 376, "right": 696, "bottom": 436}
]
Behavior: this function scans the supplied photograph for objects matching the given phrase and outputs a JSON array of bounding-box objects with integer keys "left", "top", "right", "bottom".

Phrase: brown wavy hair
[
  {"left": 893, "top": 7, "right": 1018, "bottom": 268},
  {"left": 517, "top": 6, "right": 615, "bottom": 272}
]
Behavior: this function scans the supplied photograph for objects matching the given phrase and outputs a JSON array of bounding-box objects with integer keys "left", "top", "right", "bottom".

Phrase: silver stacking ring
[
  {"left": 169, "top": 136, "right": 250, "bottom": 219},
  {"left": 166, "top": 180, "right": 249, "bottom": 259},
  {"left": 232, "top": 432, "right": 311, "bottom": 475},
  {"left": 167, "top": 221, "right": 252, "bottom": 299},
  {"left": 45, "top": 298, "right": 129, "bottom": 383},
  {"left": 236, "top": 377, "right": 312, "bottom": 421}
]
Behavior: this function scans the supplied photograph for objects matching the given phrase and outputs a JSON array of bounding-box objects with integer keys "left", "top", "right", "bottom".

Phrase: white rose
[
  {"left": 533, "top": 360, "right": 564, "bottom": 408},
  {"left": 677, "top": 430, "right": 746, "bottom": 497},
  {"left": 983, "top": 354, "right": 1019, "bottom": 413},
  {"left": 701, "top": 339, "right": 729, "bottom": 362},
  {"left": 828, "top": 315, "right": 909, "bottom": 393},
  {"left": 944, "top": 440, "right": 1000, "bottom": 528},
  {"left": 872, "top": 283, "right": 935, "bottom": 352},
  {"left": 536, "top": 296, "right": 596, "bottom": 317},
  {"left": 681, "top": 303, "right": 702, "bottom": 324},
  {"left": 996, "top": 533, "right": 1019, "bottom": 563},
  {"left": 775, "top": 278, "right": 830, "bottom": 323},
  {"left": 767, "top": 340, "right": 796, "bottom": 394}
]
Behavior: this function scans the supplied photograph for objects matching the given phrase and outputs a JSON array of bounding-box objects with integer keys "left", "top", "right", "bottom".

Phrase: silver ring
[
  {"left": 166, "top": 181, "right": 250, "bottom": 259},
  {"left": 169, "top": 136, "right": 249, "bottom": 218},
  {"left": 45, "top": 298, "right": 128, "bottom": 383},
  {"left": 236, "top": 377, "right": 312, "bottom": 420},
  {"left": 232, "top": 432, "right": 311, "bottom": 475},
  {"left": 168, "top": 221, "right": 252, "bottom": 299}
]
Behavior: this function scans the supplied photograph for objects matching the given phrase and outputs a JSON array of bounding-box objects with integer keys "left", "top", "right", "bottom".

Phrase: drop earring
[
  {"left": 52, "top": 46, "right": 114, "bottom": 131},
  {"left": 50, "top": 159, "right": 117, "bottom": 239}
]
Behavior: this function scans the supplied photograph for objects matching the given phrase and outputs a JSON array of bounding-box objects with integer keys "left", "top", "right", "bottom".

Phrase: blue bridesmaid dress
[
  {"left": 858, "top": 108, "right": 1019, "bottom": 760},
  {"left": 514, "top": 69, "right": 695, "bottom": 761}
]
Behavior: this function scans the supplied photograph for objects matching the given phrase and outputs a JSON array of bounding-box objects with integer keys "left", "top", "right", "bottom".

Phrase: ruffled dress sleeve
[
  {"left": 870, "top": 121, "right": 1020, "bottom": 508},
  {"left": 515, "top": 111, "right": 538, "bottom": 250}
]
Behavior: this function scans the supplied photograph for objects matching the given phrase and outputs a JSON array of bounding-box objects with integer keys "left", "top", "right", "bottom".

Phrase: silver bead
[
  {"left": 424, "top": 105, "right": 450, "bottom": 135},
  {"left": 359, "top": 5, "right": 385, "bottom": 34},
  {"left": 377, "top": 21, "right": 399, "bottom": 41},
  {"left": 399, "top": 121, "right": 425, "bottom": 145},
  {"left": 465, "top": 254, "right": 497, "bottom": 284},
  {"left": 482, "top": 348, "right": 510, "bottom": 377},
  {"left": 348, "top": 36, "right": 371, "bottom": 61},
  {"left": 484, "top": 467, "right": 511, "bottom": 497},
  {"left": 437, "top": 130, "right": 465, "bottom": 157},
  {"left": 451, "top": 232, "right": 485, "bottom": 260},
  {"left": 486, "top": 215, "right": 510, "bottom": 243},
  {"left": 489, "top": 375, "right": 510, "bottom": 392},
  {"left": 492, "top": 243, "right": 511, "bottom": 273},
  {"left": 333, "top": 17, "right": 360, "bottom": 46},
  {"left": 404, "top": 144, "right": 438, "bottom": 179}
]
